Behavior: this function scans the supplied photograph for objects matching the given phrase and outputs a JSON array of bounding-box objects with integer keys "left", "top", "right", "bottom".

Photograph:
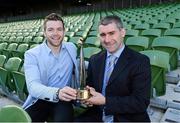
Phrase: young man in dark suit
[{"left": 76, "top": 15, "right": 151, "bottom": 122}]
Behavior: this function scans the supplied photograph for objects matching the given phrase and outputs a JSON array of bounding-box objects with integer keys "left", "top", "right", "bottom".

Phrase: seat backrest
[
  {"left": 7, "top": 43, "right": 18, "bottom": 51},
  {"left": 0, "top": 55, "right": 6, "bottom": 67},
  {"left": 152, "top": 36, "right": 180, "bottom": 50},
  {"left": 17, "top": 43, "right": 29, "bottom": 52},
  {"left": 126, "top": 36, "right": 149, "bottom": 51},
  {"left": 140, "top": 50, "right": 170, "bottom": 96},
  {"left": 4, "top": 57, "right": 22, "bottom": 71},
  {"left": 164, "top": 28, "right": 180, "bottom": 38},
  {"left": 33, "top": 36, "right": 43, "bottom": 43},
  {"left": 0, "top": 42, "right": 8, "bottom": 50},
  {"left": 0, "top": 105, "right": 31, "bottom": 122},
  {"left": 140, "top": 50, "right": 170, "bottom": 71},
  {"left": 83, "top": 47, "right": 101, "bottom": 59},
  {"left": 85, "top": 37, "right": 100, "bottom": 47}
]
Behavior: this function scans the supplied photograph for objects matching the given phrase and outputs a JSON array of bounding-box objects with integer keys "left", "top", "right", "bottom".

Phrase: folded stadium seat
[
  {"left": 0, "top": 42, "right": 8, "bottom": 54},
  {"left": 161, "top": 17, "right": 176, "bottom": 28},
  {"left": 124, "top": 29, "right": 139, "bottom": 43},
  {"left": 0, "top": 57, "right": 22, "bottom": 93},
  {"left": 164, "top": 28, "right": 180, "bottom": 38},
  {"left": 0, "top": 105, "right": 31, "bottom": 122},
  {"left": 173, "top": 22, "right": 180, "bottom": 28},
  {"left": 128, "top": 20, "right": 141, "bottom": 29},
  {"left": 152, "top": 22, "right": 170, "bottom": 36},
  {"left": 23, "top": 36, "right": 33, "bottom": 44},
  {"left": 168, "top": 12, "right": 180, "bottom": 22},
  {"left": 2, "top": 43, "right": 18, "bottom": 59},
  {"left": 140, "top": 15, "right": 152, "bottom": 23},
  {"left": 65, "top": 31, "right": 75, "bottom": 38},
  {"left": 8, "top": 36, "right": 16, "bottom": 44},
  {"left": 85, "top": 37, "right": 100, "bottom": 48},
  {"left": 141, "top": 29, "right": 161, "bottom": 48},
  {"left": 23, "top": 32, "right": 29, "bottom": 37},
  {"left": 3, "top": 36, "right": 10, "bottom": 43},
  {"left": 68, "top": 36, "right": 83, "bottom": 47},
  {"left": 16, "top": 32, "right": 23, "bottom": 37},
  {"left": 151, "top": 36, "right": 180, "bottom": 70},
  {"left": 123, "top": 24, "right": 132, "bottom": 30},
  {"left": 134, "top": 23, "right": 150, "bottom": 35},
  {"left": 140, "top": 50, "right": 170, "bottom": 97},
  {"left": 15, "top": 36, "right": 24, "bottom": 44},
  {"left": 0, "top": 55, "right": 6, "bottom": 67},
  {"left": 28, "top": 32, "right": 36, "bottom": 37},
  {"left": 88, "top": 30, "right": 98, "bottom": 37},
  {"left": 153, "top": 14, "right": 167, "bottom": 23},
  {"left": 35, "top": 31, "right": 43, "bottom": 37},
  {"left": 63, "top": 36, "right": 68, "bottom": 42},
  {"left": 90, "top": 23, "right": 99, "bottom": 31},
  {"left": 29, "top": 44, "right": 39, "bottom": 49},
  {"left": 11, "top": 43, "right": 29, "bottom": 59},
  {"left": 12, "top": 65, "right": 28, "bottom": 101},
  {"left": 125, "top": 36, "right": 149, "bottom": 52},
  {"left": 83, "top": 47, "right": 101, "bottom": 60},
  {"left": 29, "top": 36, "right": 43, "bottom": 45},
  {"left": 75, "top": 30, "right": 88, "bottom": 39}
]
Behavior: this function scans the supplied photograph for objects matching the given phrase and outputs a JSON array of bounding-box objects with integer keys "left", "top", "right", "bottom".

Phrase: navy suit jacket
[{"left": 85, "top": 46, "right": 151, "bottom": 122}]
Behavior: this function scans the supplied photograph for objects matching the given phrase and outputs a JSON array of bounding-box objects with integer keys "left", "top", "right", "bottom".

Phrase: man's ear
[{"left": 120, "top": 28, "right": 126, "bottom": 38}]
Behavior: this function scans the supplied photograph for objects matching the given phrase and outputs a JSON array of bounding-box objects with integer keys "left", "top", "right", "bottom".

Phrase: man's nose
[{"left": 104, "top": 35, "right": 111, "bottom": 43}]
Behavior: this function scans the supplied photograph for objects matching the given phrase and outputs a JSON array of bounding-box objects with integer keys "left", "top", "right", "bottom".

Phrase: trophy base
[{"left": 77, "top": 89, "right": 90, "bottom": 100}]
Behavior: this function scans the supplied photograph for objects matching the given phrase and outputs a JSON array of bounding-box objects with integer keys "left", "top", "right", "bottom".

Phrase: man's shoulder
[
  {"left": 126, "top": 46, "right": 149, "bottom": 61},
  {"left": 63, "top": 42, "right": 76, "bottom": 49},
  {"left": 25, "top": 43, "right": 42, "bottom": 55},
  {"left": 90, "top": 50, "right": 105, "bottom": 61}
]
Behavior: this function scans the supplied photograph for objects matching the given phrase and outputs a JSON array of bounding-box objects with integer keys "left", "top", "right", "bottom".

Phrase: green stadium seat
[
  {"left": 152, "top": 36, "right": 180, "bottom": 70},
  {"left": 88, "top": 31, "right": 98, "bottom": 37},
  {"left": 0, "top": 105, "right": 31, "bottom": 122},
  {"left": 2, "top": 43, "right": 18, "bottom": 59},
  {"left": 140, "top": 50, "right": 170, "bottom": 97},
  {"left": 11, "top": 43, "right": 29, "bottom": 59},
  {"left": 0, "top": 42, "right": 8, "bottom": 54},
  {"left": 83, "top": 47, "right": 101, "bottom": 59},
  {"left": 85, "top": 37, "right": 100, "bottom": 47},
  {"left": 0, "top": 57, "right": 22, "bottom": 93},
  {"left": 124, "top": 29, "right": 139, "bottom": 43},
  {"left": 173, "top": 22, "right": 180, "bottom": 28},
  {"left": 0, "top": 55, "right": 6, "bottom": 67},
  {"left": 126, "top": 36, "right": 149, "bottom": 52},
  {"left": 152, "top": 22, "right": 170, "bottom": 35},
  {"left": 68, "top": 36, "right": 83, "bottom": 46},
  {"left": 134, "top": 23, "right": 150, "bottom": 35},
  {"left": 141, "top": 29, "right": 161, "bottom": 47},
  {"left": 12, "top": 65, "right": 28, "bottom": 101},
  {"left": 164, "top": 28, "right": 180, "bottom": 38}
]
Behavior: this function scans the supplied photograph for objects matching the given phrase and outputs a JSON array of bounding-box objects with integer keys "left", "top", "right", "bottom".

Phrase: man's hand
[
  {"left": 59, "top": 86, "right": 77, "bottom": 101},
  {"left": 82, "top": 86, "right": 105, "bottom": 106}
]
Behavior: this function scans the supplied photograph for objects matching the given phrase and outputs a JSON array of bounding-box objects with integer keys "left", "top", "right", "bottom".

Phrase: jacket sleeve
[{"left": 24, "top": 51, "right": 59, "bottom": 102}]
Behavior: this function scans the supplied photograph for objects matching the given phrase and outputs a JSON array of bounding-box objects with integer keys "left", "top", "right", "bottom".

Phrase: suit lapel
[
  {"left": 98, "top": 51, "right": 107, "bottom": 92},
  {"left": 108, "top": 47, "right": 130, "bottom": 85}
]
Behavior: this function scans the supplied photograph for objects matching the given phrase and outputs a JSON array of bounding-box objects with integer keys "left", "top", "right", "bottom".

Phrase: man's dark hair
[
  {"left": 99, "top": 15, "right": 124, "bottom": 29},
  {"left": 43, "top": 13, "right": 65, "bottom": 31}
]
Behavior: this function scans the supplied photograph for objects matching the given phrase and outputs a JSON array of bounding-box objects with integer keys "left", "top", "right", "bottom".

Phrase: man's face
[
  {"left": 99, "top": 22, "right": 126, "bottom": 53},
  {"left": 44, "top": 20, "right": 64, "bottom": 47}
]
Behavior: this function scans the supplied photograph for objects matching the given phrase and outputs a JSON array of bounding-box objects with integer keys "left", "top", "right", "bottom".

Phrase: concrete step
[
  {"left": 150, "top": 84, "right": 180, "bottom": 110},
  {"left": 160, "top": 108, "right": 180, "bottom": 122}
]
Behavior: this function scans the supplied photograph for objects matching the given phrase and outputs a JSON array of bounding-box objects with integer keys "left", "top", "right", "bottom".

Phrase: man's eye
[{"left": 100, "top": 34, "right": 105, "bottom": 37}]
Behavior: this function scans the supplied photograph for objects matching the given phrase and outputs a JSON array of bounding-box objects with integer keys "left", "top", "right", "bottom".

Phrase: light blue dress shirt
[
  {"left": 102, "top": 45, "right": 125, "bottom": 123},
  {"left": 23, "top": 41, "right": 79, "bottom": 109}
]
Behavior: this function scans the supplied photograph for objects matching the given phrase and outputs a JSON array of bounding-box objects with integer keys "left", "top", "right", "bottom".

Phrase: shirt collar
[
  {"left": 107, "top": 44, "right": 125, "bottom": 58},
  {"left": 42, "top": 40, "right": 65, "bottom": 55}
]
